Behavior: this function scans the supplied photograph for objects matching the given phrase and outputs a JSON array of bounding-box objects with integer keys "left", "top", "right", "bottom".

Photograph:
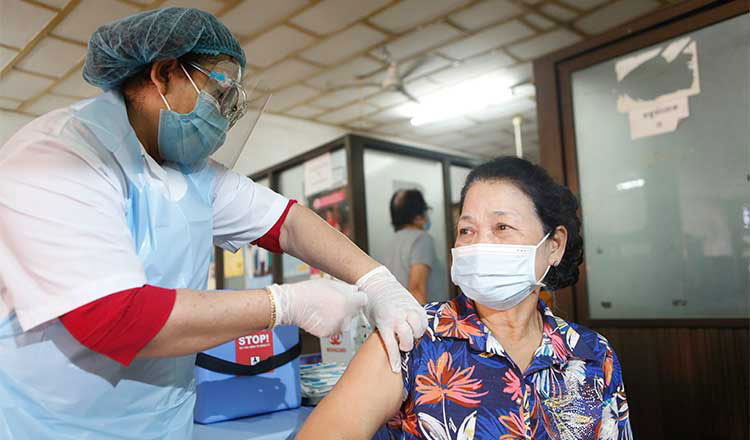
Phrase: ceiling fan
[{"left": 325, "top": 46, "right": 430, "bottom": 103}]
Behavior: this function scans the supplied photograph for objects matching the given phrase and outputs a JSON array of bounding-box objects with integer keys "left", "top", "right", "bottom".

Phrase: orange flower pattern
[
  {"left": 414, "top": 352, "right": 488, "bottom": 407},
  {"left": 374, "top": 295, "right": 633, "bottom": 440}
]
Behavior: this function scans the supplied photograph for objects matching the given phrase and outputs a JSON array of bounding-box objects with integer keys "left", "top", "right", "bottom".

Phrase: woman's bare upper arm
[{"left": 297, "top": 332, "right": 405, "bottom": 439}]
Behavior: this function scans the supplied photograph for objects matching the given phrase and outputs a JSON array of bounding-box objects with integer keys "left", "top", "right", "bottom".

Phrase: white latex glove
[
  {"left": 267, "top": 279, "right": 367, "bottom": 338},
  {"left": 356, "top": 266, "right": 428, "bottom": 372}
]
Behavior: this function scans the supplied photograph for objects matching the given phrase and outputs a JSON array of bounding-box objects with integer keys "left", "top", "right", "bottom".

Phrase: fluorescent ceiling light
[
  {"left": 406, "top": 76, "right": 513, "bottom": 126},
  {"left": 616, "top": 178, "right": 645, "bottom": 191}
]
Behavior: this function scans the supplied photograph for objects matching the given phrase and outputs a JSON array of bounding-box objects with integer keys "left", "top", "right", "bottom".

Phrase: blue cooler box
[{"left": 194, "top": 325, "right": 302, "bottom": 424}]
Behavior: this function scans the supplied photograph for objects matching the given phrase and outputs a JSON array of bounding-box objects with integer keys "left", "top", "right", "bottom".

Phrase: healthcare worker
[{"left": 0, "top": 8, "right": 427, "bottom": 439}]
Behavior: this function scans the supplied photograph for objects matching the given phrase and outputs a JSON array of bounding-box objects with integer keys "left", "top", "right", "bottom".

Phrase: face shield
[{"left": 188, "top": 60, "right": 271, "bottom": 170}]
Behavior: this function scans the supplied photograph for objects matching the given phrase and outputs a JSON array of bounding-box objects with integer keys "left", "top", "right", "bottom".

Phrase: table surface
[{"left": 192, "top": 406, "right": 313, "bottom": 440}]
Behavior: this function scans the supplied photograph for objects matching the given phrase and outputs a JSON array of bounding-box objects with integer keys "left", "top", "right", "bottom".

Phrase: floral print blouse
[{"left": 374, "top": 295, "right": 632, "bottom": 440}]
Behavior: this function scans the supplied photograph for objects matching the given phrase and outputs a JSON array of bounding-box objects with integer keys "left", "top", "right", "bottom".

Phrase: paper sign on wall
[
  {"left": 304, "top": 153, "right": 333, "bottom": 197},
  {"left": 223, "top": 249, "right": 245, "bottom": 278},
  {"left": 615, "top": 37, "right": 700, "bottom": 140}
]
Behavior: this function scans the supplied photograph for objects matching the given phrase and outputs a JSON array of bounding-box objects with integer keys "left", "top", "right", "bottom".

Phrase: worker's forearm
[
  {"left": 280, "top": 204, "right": 379, "bottom": 284},
  {"left": 138, "top": 288, "right": 272, "bottom": 358}
]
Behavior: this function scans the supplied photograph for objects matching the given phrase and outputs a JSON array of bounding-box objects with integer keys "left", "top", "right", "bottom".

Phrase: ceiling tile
[
  {"left": 376, "top": 120, "right": 416, "bottom": 135},
  {"left": 0, "top": 97, "right": 22, "bottom": 111},
  {"left": 317, "top": 102, "right": 378, "bottom": 124},
  {"left": 53, "top": 0, "right": 140, "bottom": 43},
  {"left": 221, "top": 0, "right": 309, "bottom": 37},
  {"left": 0, "top": 70, "right": 55, "bottom": 101},
  {"left": 539, "top": 3, "right": 579, "bottom": 22},
  {"left": 291, "top": 0, "right": 390, "bottom": 35},
  {"left": 465, "top": 97, "right": 535, "bottom": 122},
  {"left": 25, "top": 93, "right": 80, "bottom": 115},
  {"left": 558, "top": 0, "right": 609, "bottom": 10},
  {"left": 34, "top": 0, "right": 71, "bottom": 8},
  {"left": 428, "top": 51, "right": 515, "bottom": 85},
  {"left": 384, "top": 23, "right": 462, "bottom": 60},
  {"left": 1, "top": 0, "right": 57, "bottom": 48},
  {"left": 411, "top": 116, "right": 476, "bottom": 136},
  {"left": 0, "top": 47, "right": 19, "bottom": 71},
  {"left": 524, "top": 13, "right": 555, "bottom": 30},
  {"left": 575, "top": 0, "right": 661, "bottom": 35},
  {"left": 506, "top": 28, "right": 581, "bottom": 60},
  {"left": 496, "top": 62, "right": 533, "bottom": 85},
  {"left": 438, "top": 20, "right": 534, "bottom": 60},
  {"left": 366, "top": 91, "right": 409, "bottom": 109},
  {"left": 52, "top": 67, "right": 102, "bottom": 98},
  {"left": 367, "top": 107, "right": 410, "bottom": 124},
  {"left": 259, "top": 59, "right": 320, "bottom": 90},
  {"left": 160, "top": 0, "right": 226, "bottom": 15},
  {"left": 305, "top": 57, "right": 383, "bottom": 89},
  {"left": 370, "top": 0, "right": 467, "bottom": 33},
  {"left": 16, "top": 37, "right": 86, "bottom": 78},
  {"left": 403, "top": 77, "right": 442, "bottom": 97},
  {"left": 285, "top": 105, "right": 325, "bottom": 118},
  {"left": 449, "top": 0, "right": 524, "bottom": 30},
  {"left": 311, "top": 87, "right": 375, "bottom": 109},
  {"left": 243, "top": 26, "right": 315, "bottom": 68},
  {"left": 299, "top": 24, "right": 386, "bottom": 65},
  {"left": 399, "top": 55, "right": 452, "bottom": 81},
  {"left": 344, "top": 119, "right": 378, "bottom": 130},
  {"left": 265, "top": 84, "right": 320, "bottom": 112}
]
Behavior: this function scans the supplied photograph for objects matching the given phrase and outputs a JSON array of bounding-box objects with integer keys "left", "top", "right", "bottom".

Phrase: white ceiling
[{"left": 0, "top": 0, "right": 677, "bottom": 161}]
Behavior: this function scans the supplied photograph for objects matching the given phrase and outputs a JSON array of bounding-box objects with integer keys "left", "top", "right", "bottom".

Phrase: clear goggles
[
  {"left": 180, "top": 60, "right": 272, "bottom": 170},
  {"left": 186, "top": 61, "right": 250, "bottom": 127}
]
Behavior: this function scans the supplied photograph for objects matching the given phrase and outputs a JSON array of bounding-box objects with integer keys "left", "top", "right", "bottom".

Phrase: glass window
[
  {"left": 364, "top": 150, "right": 449, "bottom": 302},
  {"left": 570, "top": 14, "right": 749, "bottom": 319}
]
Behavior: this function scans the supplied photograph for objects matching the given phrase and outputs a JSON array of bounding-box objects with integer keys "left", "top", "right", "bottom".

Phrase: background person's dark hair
[
  {"left": 390, "top": 189, "right": 429, "bottom": 231},
  {"left": 459, "top": 156, "right": 583, "bottom": 290}
]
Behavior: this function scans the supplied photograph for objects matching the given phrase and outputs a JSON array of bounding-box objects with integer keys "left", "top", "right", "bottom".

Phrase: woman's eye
[
  {"left": 458, "top": 228, "right": 472, "bottom": 235},
  {"left": 496, "top": 224, "right": 510, "bottom": 231}
]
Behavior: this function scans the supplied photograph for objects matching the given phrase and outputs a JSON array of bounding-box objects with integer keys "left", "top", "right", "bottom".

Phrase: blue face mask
[
  {"left": 423, "top": 216, "right": 432, "bottom": 231},
  {"left": 157, "top": 64, "right": 230, "bottom": 165}
]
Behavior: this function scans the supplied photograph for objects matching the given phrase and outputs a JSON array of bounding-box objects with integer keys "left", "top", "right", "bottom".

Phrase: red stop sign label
[{"left": 235, "top": 330, "right": 274, "bottom": 372}]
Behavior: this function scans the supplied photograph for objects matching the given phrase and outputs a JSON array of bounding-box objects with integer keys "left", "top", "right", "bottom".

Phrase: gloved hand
[
  {"left": 356, "top": 266, "right": 429, "bottom": 372},
  {"left": 267, "top": 279, "right": 367, "bottom": 338}
]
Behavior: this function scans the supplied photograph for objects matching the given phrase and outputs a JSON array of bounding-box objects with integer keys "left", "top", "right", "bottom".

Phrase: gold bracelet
[{"left": 264, "top": 286, "right": 277, "bottom": 329}]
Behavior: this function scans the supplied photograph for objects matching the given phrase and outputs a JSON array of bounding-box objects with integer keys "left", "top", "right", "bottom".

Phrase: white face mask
[{"left": 450, "top": 233, "right": 551, "bottom": 310}]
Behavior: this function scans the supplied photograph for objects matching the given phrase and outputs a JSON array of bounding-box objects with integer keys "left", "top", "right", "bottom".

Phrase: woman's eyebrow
[{"left": 492, "top": 210, "right": 520, "bottom": 218}]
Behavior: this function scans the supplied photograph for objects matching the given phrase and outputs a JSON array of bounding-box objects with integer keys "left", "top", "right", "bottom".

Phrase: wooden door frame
[{"left": 533, "top": 0, "right": 750, "bottom": 328}]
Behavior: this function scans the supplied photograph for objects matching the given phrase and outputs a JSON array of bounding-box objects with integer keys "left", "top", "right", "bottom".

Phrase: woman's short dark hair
[
  {"left": 390, "top": 189, "right": 428, "bottom": 231},
  {"left": 459, "top": 156, "right": 583, "bottom": 290}
]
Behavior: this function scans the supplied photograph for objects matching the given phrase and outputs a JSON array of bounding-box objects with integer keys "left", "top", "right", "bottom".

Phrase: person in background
[
  {"left": 298, "top": 156, "right": 632, "bottom": 440},
  {"left": 384, "top": 189, "right": 438, "bottom": 305}
]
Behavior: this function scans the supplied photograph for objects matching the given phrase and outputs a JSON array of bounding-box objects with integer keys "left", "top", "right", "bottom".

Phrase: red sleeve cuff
[
  {"left": 252, "top": 199, "right": 296, "bottom": 253},
  {"left": 60, "top": 285, "right": 176, "bottom": 366}
]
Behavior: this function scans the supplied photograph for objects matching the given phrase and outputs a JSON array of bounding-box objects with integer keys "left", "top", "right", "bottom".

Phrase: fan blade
[
  {"left": 396, "top": 84, "right": 420, "bottom": 103},
  {"left": 400, "top": 56, "right": 430, "bottom": 80}
]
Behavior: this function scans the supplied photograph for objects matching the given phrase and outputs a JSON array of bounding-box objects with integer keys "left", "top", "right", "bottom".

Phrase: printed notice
[{"left": 615, "top": 37, "right": 699, "bottom": 139}]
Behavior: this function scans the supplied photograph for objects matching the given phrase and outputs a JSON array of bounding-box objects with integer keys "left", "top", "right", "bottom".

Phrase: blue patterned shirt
[{"left": 375, "top": 295, "right": 632, "bottom": 440}]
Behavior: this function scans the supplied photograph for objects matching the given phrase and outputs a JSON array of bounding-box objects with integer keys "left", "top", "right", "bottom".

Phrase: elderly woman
[{"left": 298, "top": 156, "right": 632, "bottom": 440}]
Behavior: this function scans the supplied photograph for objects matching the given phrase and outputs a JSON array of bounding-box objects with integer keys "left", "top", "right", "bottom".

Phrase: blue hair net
[{"left": 83, "top": 7, "right": 246, "bottom": 90}]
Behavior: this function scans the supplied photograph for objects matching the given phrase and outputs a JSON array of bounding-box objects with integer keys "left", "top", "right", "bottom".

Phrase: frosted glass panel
[
  {"left": 571, "top": 14, "right": 750, "bottom": 319},
  {"left": 278, "top": 163, "right": 311, "bottom": 283},
  {"left": 450, "top": 166, "right": 472, "bottom": 204},
  {"left": 364, "top": 150, "right": 449, "bottom": 302}
]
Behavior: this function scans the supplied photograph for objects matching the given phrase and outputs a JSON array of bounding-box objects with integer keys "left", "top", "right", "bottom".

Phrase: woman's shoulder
[{"left": 557, "top": 314, "right": 620, "bottom": 363}]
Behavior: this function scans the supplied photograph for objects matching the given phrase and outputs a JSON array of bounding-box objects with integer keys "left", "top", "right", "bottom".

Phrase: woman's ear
[
  {"left": 549, "top": 225, "right": 568, "bottom": 266},
  {"left": 150, "top": 59, "right": 178, "bottom": 96}
]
